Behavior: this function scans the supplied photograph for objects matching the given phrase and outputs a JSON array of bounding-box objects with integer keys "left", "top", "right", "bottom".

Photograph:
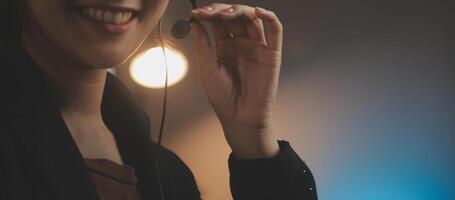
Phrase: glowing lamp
[{"left": 129, "top": 47, "right": 188, "bottom": 88}]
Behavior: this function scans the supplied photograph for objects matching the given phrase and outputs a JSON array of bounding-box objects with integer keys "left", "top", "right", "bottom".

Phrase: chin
[
  {"left": 92, "top": 56, "right": 129, "bottom": 69},
  {"left": 78, "top": 48, "right": 135, "bottom": 69}
]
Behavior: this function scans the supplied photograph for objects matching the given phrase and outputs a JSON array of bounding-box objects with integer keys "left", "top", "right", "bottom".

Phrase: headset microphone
[
  {"left": 171, "top": 0, "right": 197, "bottom": 39},
  {"left": 171, "top": 19, "right": 192, "bottom": 39}
]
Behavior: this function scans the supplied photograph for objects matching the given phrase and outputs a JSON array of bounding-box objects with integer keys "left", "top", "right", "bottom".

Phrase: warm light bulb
[{"left": 129, "top": 47, "right": 188, "bottom": 88}]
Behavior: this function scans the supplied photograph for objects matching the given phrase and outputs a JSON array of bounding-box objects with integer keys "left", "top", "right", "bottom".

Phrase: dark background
[{"left": 115, "top": 0, "right": 454, "bottom": 199}]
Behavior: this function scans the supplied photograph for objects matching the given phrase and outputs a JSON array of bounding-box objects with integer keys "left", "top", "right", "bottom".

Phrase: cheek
[
  {"left": 32, "top": 0, "right": 167, "bottom": 69},
  {"left": 139, "top": 0, "right": 169, "bottom": 33},
  {"left": 65, "top": 3, "right": 168, "bottom": 68},
  {"left": 62, "top": 20, "right": 151, "bottom": 69},
  {"left": 70, "top": 35, "right": 145, "bottom": 68}
]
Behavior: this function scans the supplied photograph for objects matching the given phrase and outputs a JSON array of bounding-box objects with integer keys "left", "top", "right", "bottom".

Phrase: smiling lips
[{"left": 75, "top": 5, "right": 139, "bottom": 25}]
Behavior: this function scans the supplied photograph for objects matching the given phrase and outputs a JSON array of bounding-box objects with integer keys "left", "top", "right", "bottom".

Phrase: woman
[{"left": 0, "top": 0, "right": 317, "bottom": 199}]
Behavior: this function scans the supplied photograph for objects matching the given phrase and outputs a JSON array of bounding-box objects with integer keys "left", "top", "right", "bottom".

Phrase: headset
[{"left": 154, "top": 0, "right": 198, "bottom": 199}]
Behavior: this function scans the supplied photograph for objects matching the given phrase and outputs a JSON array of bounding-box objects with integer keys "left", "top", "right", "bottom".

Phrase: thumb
[{"left": 190, "top": 20, "right": 218, "bottom": 83}]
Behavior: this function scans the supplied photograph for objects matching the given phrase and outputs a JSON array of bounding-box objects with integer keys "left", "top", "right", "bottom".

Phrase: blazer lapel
[
  {"left": 32, "top": 104, "right": 101, "bottom": 200},
  {"left": 102, "top": 73, "right": 164, "bottom": 200},
  {"left": 4, "top": 44, "right": 169, "bottom": 200},
  {"left": 4, "top": 45, "right": 101, "bottom": 200}
]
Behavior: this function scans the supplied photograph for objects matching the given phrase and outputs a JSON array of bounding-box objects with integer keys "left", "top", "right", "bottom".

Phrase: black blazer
[{"left": 0, "top": 44, "right": 317, "bottom": 200}]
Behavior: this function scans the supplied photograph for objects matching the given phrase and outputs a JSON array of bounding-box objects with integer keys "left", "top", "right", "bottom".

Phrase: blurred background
[{"left": 114, "top": 0, "right": 454, "bottom": 199}]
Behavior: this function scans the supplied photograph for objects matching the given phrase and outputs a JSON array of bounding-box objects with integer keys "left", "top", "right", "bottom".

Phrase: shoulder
[{"left": 0, "top": 43, "right": 54, "bottom": 117}]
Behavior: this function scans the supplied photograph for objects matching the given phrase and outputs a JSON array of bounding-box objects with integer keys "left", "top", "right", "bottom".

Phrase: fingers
[
  {"left": 190, "top": 20, "right": 218, "bottom": 82},
  {"left": 228, "top": 37, "right": 281, "bottom": 68},
  {"left": 191, "top": 3, "right": 232, "bottom": 41},
  {"left": 189, "top": 4, "right": 284, "bottom": 73},
  {"left": 254, "top": 7, "right": 283, "bottom": 51},
  {"left": 219, "top": 7, "right": 247, "bottom": 40},
  {"left": 219, "top": 5, "right": 266, "bottom": 43},
  {"left": 192, "top": 4, "right": 266, "bottom": 43}
]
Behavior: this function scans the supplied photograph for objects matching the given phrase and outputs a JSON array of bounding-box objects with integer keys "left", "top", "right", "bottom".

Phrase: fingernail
[
  {"left": 222, "top": 8, "right": 235, "bottom": 13},
  {"left": 203, "top": 6, "right": 213, "bottom": 12},
  {"left": 191, "top": 9, "right": 200, "bottom": 14}
]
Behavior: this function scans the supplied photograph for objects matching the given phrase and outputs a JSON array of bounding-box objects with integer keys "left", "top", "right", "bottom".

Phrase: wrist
[{"left": 223, "top": 124, "right": 280, "bottom": 159}]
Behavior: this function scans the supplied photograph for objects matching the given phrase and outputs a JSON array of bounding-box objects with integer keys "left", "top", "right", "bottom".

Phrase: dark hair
[{"left": 1, "top": 0, "right": 26, "bottom": 48}]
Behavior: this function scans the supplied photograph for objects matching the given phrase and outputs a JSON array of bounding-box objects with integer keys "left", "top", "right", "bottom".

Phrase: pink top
[{"left": 84, "top": 158, "right": 143, "bottom": 200}]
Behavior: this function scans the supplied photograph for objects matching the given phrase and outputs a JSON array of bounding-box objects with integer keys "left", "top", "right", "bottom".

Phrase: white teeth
[
  {"left": 123, "top": 12, "right": 133, "bottom": 23},
  {"left": 104, "top": 11, "right": 114, "bottom": 22},
  {"left": 124, "top": 12, "right": 132, "bottom": 21},
  {"left": 80, "top": 7, "right": 133, "bottom": 24},
  {"left": 113, "top": 12, "right": 123, "bottom": 24},
  {"left": 95, "top": 10, "right": 103, "bottom": 21}
]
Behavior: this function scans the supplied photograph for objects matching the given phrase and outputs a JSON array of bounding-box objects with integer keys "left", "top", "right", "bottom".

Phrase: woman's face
[{"left": 26, "top": 0, "right": 169, "bottom": 68}]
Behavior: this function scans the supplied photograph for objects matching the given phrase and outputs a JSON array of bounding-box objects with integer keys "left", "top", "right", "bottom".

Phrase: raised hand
[{"left": 190, "top": 3, "right": 283, "bottom": 159}]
